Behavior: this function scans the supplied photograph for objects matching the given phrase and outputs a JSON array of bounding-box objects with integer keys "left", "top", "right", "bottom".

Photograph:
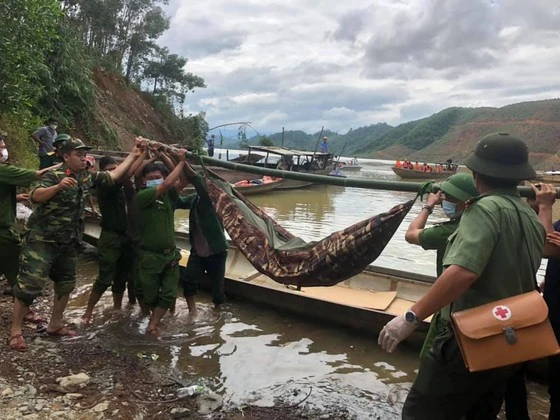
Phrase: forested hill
[
  {"left": 361, "top": 99, "right": 560, "bottom": 166},
  {"left": 249, "top": 99, "right": 560, "bottom": 167},
  {"left": 2, "top": 0, "right": 207, "bottom": 168}
]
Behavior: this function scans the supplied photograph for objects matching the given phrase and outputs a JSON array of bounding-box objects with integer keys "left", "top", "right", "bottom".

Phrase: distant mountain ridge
[{"left": 220, "top": 99, "right": 560, "bottom": 167}]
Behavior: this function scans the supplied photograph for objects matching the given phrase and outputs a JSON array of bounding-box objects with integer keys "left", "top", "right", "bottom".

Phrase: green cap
[
  {"left": 53, "top": 133, "right": 71, "bottom": 146},
  {"left": 435, "top": 173, "right": 478, "bottom": 202},
  {"left": 59, "top": 138, "right": 92, "bottom": 153},
  {"left": 464, "top": 132, "right": 536, "bottom": 180}
]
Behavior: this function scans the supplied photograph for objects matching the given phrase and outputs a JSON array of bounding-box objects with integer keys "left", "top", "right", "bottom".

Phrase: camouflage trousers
[
  {"left": 92, "top": 230, "right": 137, "bottom": 296},
  {"left": 14, "top": 238, "right": 78, "bottom": 306},
  {"left": 137, "top": 249, "right": 180, "bottom": 309},
  {"left": 0, "top": 240, "right": 21, "bottom": 288}
]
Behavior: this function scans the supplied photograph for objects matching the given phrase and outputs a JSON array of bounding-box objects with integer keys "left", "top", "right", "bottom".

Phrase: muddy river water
[{"left": 66, "top": 158, "right": 550, "bottom": 419}]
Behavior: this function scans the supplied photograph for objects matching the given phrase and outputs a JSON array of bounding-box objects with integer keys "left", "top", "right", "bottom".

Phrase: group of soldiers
[
  {"left": 0, "top": 129, "right": 227, "bottom": 351},
  {"left": 4, "top": 125, "right": 560, "bottom": 417}
]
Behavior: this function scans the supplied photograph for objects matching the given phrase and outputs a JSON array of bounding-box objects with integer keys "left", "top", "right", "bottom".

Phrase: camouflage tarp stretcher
[{"left": 202, "top": 169, "right": 416, "bottom": 288}]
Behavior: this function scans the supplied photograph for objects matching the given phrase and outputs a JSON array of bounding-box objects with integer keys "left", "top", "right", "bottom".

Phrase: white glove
[{"left": 378, "top": 315, "right": 416, "bottom": 353}]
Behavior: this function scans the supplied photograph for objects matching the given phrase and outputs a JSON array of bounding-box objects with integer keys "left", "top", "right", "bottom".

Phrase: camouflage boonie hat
[
  {"left": 59, "top": 138, "right": 92, "bottom": 153},
  {"left": 465, "top": 132, "right": 536, "bottom": 180}
]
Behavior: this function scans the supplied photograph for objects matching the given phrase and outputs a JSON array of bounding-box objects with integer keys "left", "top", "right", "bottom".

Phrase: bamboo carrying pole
[
  {"left": 187, "top": 153, "right": 556, "bottom": 198},
  {"left": 95, "top": 139, "right": 558, "bottom": 198}
]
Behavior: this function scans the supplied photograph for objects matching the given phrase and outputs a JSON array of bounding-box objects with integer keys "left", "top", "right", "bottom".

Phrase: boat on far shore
[
  {"left": 392, "top": 160, "right": 458, "bottom": 180},
  {"left": 338, "top": 158, "right": 362, "bottom": 171}
]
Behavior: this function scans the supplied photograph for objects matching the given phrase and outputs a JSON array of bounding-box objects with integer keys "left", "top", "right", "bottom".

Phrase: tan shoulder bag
[
  {"left": 451, "top": 196, "right": 560, "bottom": 372},
  {"left": 451, "top": 290, "right": 560, "bottom": 372}
]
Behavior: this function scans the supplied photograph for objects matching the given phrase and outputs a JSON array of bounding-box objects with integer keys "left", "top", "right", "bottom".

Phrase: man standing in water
[
  {"left": 0, "top": 132, "right": 59, "bottom": 304},
  {"left": 135, "top": 149, "right": 187, "bottom": 335},
  {"left": 379, "top": 133, "right": 544, "bottom": 419},
  {"left": 9, "top": 138, "right": 140, "bottom": 351},
  {"left": 81, "top": 152, "right": 145, "bottom": 324},
  {"left": 31, "top": 117, "right": 58, "bottom": 169},
  {"left": 178, "top": 160, "right": 228, "bottom": 316}
]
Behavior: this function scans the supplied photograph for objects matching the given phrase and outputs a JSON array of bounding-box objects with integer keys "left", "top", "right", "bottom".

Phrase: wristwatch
[
  {"left": 421, "top": 204, "right": 434, "bottom": 214},
  {"left": 405, "top": 308, "right": 419, "bottom": 327}
]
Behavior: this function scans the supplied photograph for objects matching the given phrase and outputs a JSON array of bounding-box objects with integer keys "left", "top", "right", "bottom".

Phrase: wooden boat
[
  {"left": 338, "top": 159, "right": 362, "bottom": 171},
  {"left": 181, "top": 177, "right": 282, "bottom": 196},
  {"left": 392, "top": 166, "right": 457, "bottom": 180},
  {"left": 82, "top": 221, "right": 550, "bottom": 377},
  {"left": 235, "top": 146, "right": 334, "bottom": 190},
  {"left": 82, "top": 221, "right": 433, "bottom": 344}
]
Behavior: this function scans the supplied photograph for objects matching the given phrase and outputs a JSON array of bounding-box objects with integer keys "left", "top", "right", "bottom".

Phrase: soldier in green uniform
[
  {"left": 0, "top": 133, "right": 58, "bottom": 297},
  {"left": 81, "top": 153, "right": 145, "bottom": 324},
  {"left": 41, "top": 134, "right": 70, "bottom": 168},
  {"left": 379, "top": 133, "right": 545, "bottom": 419},
  {"left": 177, "top": 160, "right": 228, "bottom": 317},
  {"left": 404, "top": 173, "right": 478, "bottom": 358},
  {"left": 9, "top": 138, "right": 140, "bottom": 351},
  {"left": 135, "top": 151, "right": 186, "bottom": 336}
]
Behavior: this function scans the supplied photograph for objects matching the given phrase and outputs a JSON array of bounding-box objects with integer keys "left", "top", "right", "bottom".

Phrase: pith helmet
[
  {"left": 464, "top": 133, "right": 536, "bottom": 180},
  {"left": 53, "top": 133, "right": 71, "bottom": 146},
  {"left": 435, "top": 173, "right": 478, "bottom": 202}
]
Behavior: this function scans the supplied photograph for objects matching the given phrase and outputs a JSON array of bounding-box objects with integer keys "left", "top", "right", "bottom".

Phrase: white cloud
[{"left": 161, "top": 0, "right": 560, "bottom": 134}]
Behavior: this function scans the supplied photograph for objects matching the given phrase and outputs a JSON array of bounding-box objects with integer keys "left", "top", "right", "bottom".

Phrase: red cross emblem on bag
[{"left": 492, "top": 305, "right": 512, "bottom": 321}]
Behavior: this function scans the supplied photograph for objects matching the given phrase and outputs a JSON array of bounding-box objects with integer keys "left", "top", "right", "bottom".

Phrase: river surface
[{"left": 67, "top": 157, "right": 549, "bottom": 419}]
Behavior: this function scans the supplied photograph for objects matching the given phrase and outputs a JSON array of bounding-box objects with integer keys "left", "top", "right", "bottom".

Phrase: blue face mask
[
  {"left": 442, "top": 200, "right": 461, "bottom": 219},
  {"left": 146, "top": 178, "right": 163, "bottom": 188}
]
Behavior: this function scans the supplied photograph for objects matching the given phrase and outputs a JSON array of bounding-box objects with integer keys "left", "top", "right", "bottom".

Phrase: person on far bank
[
  {"left": 135, "top": 150, "right": 187, "bottom": 336},
  {"left": 31, "top": 117, "right": 58, "bottom": 169},
  {"left": 177, "top": 160, "right": 228, "bottom": 317},
  {"left": 405, "top": 173, "right": 478, "bottom": 358},
  {"left": 9, "top": 138, "right": 141, "bottom": 351},
  {"left": 81, "top": 153, "right": 145, "bottom": 325},
  {"left": 0, "top": 133, "right": 61, "bottom": 324},
  {"left": 320, "top": 136, "right": 328, "bottom": 153},
  {"left": 379, "top": 133, "right": 545, "bottom": 420},
  {"left": 206, "top": 134, "right": 215, "bottom": 157}
]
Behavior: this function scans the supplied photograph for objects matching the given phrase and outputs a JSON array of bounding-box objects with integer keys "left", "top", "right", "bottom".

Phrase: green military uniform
[
  {"left": 0, "top": 164, "right": 37, "bottom": 287},
  {"left": 403, "top": 190, "right": 545, "bottom": 420},
  {"left": 136, "top": 187, "right": 181, "bottom": 309},
  {"left": 417, "top": 220, "right": 459, "bottom": 358},
  {"left": 91, "top": 182, "right": 136, "bottom": 297},
  {"left": 41, "top": 152, "right": 63, "bottom": 168},
  {"left": 177, "top": 174, "right": 228, "bottom": 305},
  {"left": 14, "top": 165, "right": 112, "bottom": 306}
]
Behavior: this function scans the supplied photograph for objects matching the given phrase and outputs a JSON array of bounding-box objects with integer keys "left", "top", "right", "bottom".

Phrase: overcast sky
[{"left": 159, "top": 0, "right": 560, "bottom": 135}]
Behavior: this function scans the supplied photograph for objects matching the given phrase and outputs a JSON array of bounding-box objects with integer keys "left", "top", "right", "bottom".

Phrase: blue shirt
[
  {"left": 33, "top": 126, "right": 57, "bottom": 155},
  {"left": 320, "top": 141, "right": 328, "bottom": 153},
  {"left": 207, "top": 138, "right": 215, "bottom": 148}
]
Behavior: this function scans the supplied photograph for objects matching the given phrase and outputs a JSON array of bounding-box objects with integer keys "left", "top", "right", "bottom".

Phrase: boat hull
[
  {"left": 339, "top": 165, "right": 362, "bottom": 171},
  {"left": 392, "top": 166, "right": 456, "bottom": 179}
]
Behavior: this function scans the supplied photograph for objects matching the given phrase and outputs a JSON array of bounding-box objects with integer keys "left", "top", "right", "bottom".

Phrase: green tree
[
  {"left": 0, "top": 0, "right": 61, "bottom": 113},
  {"left": 259, "top": 136, "right": 274, "bottom": 146}
]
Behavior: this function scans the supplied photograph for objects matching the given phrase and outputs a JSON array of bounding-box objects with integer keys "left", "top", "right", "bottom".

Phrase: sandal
[
  {"left": 23, "top": 310, "right": 47, "bottom": 325},
  {"left": 46, "top": 326, "right": 77, "bottom": 337},
  {"left": 9, "top": 334, "right": 28, "bottom": 352}
]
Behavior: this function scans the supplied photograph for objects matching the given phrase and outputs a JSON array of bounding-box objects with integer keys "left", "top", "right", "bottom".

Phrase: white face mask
[{"left": 0, "top": 149, "right": 8, "bottom": 163}]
